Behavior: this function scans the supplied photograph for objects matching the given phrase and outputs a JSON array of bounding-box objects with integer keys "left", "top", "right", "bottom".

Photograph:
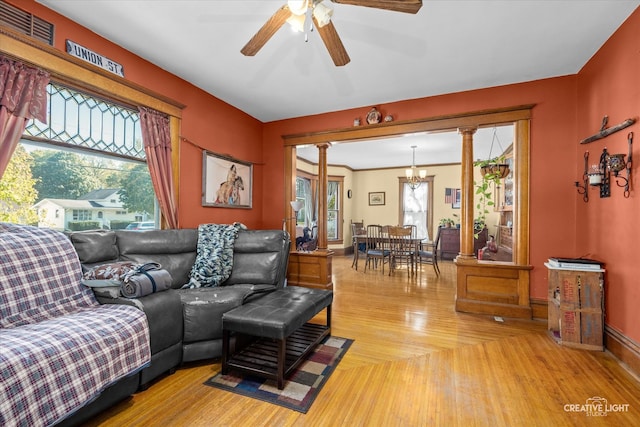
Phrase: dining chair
[
  {"left": 402, "top": 224, "right": 418, "bottom": 239},
  {"left": 351, "top": 220, "right": 365, "bottom": 246},
  {"left": 364, "top": 224, "right": 390, "bottom": 274},
  {"left": 417, "top": 226, "right": 442, "bottom": 276},
  {"left": 387, "top": 226, "right": 414, "bottom": 276},
  {"left": 351, "top": 222, "right": 367, "bottom": 269}
]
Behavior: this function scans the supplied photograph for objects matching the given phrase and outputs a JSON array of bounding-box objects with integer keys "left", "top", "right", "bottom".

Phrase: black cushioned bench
[{"left": 221, "top": 286, "right": 333, "bottom": 389}]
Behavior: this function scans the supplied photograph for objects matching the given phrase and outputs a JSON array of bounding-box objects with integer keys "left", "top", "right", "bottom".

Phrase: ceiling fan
[{"left": 240, "top": 0, "right": 422, "bottom": 67}]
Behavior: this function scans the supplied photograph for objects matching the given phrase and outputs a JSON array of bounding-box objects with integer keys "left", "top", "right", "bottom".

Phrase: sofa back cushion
[
  {"left": 67, "top": 229, "right": 120, "bottom": 265},
  {"left": 0, "top": 223, "right": 97, "bottom": 328},
  {"left": 224, "top": 229, "right": 290, "bottom": 287},
  {"left": 116, "top": 229, "right": 198, "bottom": 288}
]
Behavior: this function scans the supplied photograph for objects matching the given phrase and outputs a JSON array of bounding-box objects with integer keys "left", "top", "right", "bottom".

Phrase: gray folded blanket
[{"left": 121, "top": 262, "right": 172, "bottom": 298}]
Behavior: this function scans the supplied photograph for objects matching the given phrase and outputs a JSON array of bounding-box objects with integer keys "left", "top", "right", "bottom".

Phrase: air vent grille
[{"left": 0, "top": 1, "right": 54, "bottom": 45}]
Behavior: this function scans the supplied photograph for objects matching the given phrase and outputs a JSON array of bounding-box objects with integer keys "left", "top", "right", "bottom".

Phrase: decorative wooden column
[
  {"left": 286, "top": 143, "right": 333, "bottom": 290},
  {"left": 283, "top": 145, "right": 296, "bottom": 238},
  {"left": 456, "top": 127, "right": 476, "bottom": 263},
  {"left": 454, "top": 122, "right": 531, "bottom": 319},
  {"left": 316, "top": 143, "right": 329, "bottom": 250}
]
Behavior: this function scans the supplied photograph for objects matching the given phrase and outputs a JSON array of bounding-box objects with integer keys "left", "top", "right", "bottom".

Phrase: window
[
  {"left": 295, "top": 177, "right": 310, "bottom": 225},
  {"left": 294, "top": 173, "right": 343, "bottom": 243},
  {"left": 400, "top": 177, "right": 433, "bottom": 240},
  {"left": 72, "top": 210, "right": 92, "bottom": 221},
  {"left": 327, "top": 181, "right": 340, "bottom": 240},
  {"left": 0, "top": 82, "right": 157, "bottom": 230},
  {"left": 24, "top": 83, "right": 145, "bottom": 160}
]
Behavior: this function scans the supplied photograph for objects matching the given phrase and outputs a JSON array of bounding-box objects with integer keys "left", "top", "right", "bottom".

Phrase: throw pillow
[{"left": 83, "top": 261, "right": 137, "bottom": 281}]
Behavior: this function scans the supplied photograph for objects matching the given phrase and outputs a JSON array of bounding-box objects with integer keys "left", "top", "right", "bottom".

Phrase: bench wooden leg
[
  {"left": 222, "top": 329, "right": 230, "bottom": 374},
  {"left": 277, "top": 338, "right": 286, "bottom": 389}
]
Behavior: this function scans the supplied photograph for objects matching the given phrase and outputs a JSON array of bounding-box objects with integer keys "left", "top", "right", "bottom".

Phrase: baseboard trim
[
  {"left": 530, "top": 297, "right": 548, "bottom": 320},
  {"left": 605, "top": 325, "right": 640, "bottom": 379}
]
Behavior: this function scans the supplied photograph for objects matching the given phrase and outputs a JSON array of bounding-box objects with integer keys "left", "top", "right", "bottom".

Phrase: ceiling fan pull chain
[{"left": 306, "top": 6, "right": 313, "bottom": 42}]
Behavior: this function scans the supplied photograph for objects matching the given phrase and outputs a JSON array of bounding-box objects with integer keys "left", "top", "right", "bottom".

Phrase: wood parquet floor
[{"left": 85, "top": 256, "right": 640, "bottom": 427}]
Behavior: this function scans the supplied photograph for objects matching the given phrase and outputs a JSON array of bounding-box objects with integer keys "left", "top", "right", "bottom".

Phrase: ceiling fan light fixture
[
  {"left": 288, "top": 0, "right": 309, "bottom": 15},
  {"left": 286, "top": 13, "right": 306, "bottom": 32},
  {"left": 313, "top": 2, "right": 333, "bottom": 27}
]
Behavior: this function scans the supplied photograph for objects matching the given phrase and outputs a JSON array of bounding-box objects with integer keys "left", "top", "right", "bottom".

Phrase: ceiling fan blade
[
  {"left": 241, "top": 5, "right": 291, "bottom": 56},
  {"left": 330, "top": 0, "right": 422, "bottom": 14},
  {"left": 313, "top": 18, "right": 350, "bottom": 66}
]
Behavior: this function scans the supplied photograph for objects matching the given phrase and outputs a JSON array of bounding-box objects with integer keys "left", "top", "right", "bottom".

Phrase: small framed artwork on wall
[
  {"left": 202, "top": 150, "right": 252, "bottom": 208},
  {"left": 368, "top": 191, "right": 385, "bottom": 206},
  {"left": 452, "top": 189, "right": 461, "bottom": 209}
]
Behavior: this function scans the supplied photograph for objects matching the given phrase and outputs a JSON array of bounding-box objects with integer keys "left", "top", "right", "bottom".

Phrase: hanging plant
[
  {"left": 479, "top": 160, "right": 510, "bottom": 179},
  {"left": 473, "top": 128, "right": 509, "bottom": 237},
  {"left": 477, "top": 127, "right": 510, "bottom": 179}
]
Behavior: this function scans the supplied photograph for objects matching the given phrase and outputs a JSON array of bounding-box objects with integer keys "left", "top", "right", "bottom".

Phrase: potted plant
[
  {"left": 439, "top": 217, "right": 454, "bottom": 228},
  {"left": 473, "top": 157, "right": 505, "bottom": 238},
  {"left": 475, "top": 155, "right": 510, "bottom": 180}
]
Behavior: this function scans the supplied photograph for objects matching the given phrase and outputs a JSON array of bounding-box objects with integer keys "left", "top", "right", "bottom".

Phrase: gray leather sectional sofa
[{"left": 61, "top": 227, "right": 290, "bottom": 426}]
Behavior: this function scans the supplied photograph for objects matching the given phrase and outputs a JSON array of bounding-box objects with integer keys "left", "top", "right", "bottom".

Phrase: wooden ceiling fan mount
[{"left": 240, "top": 0, "right": 422, "bottom": 67}]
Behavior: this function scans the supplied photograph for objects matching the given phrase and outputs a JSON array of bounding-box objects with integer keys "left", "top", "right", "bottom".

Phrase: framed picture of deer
[{"left": 202, "top": 150, "right": 252, "bottom": 208}]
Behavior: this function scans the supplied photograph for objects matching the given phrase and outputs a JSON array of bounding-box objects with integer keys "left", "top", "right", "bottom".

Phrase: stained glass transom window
[{"left": 24, "top": 83, "right": 144, "bottom": 160}]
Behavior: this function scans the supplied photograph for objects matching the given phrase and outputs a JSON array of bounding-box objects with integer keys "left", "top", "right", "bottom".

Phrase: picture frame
[
  {"left": 368, "top": 191, "right": 385, "bottom": 206},
  {"left": 452, "top": 188, "right": 461, "bottom": 209},
  {"left": 202, "top": 150, "right": 252, "bottom": 208}
]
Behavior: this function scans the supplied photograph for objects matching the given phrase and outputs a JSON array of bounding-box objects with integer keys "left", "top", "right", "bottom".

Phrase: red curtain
[
  {"left": 138, "top": 106, "right": 178, "bottom": 229},
  {"left": 0, "top": 55, "right": 49, "bottom": 178}
]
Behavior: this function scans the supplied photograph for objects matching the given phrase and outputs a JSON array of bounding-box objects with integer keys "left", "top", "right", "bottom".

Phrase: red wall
[
  {"left": 13, "top": 0, "right": 266, "bottom": 229},
  {"left": 11, "top": 2, "right": 640, "bottom": 342},
  {"left": 576, "top": 9, "right": 640, "bottom": 342}
]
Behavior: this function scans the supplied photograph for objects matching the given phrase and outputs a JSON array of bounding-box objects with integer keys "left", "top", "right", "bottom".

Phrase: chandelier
[{"left": 405, "top": 145, "right": 427, "bottom": 190}]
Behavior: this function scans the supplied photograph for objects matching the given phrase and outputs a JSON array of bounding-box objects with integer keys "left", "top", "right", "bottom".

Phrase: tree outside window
[{"left": 0, "top": 82, "right": 158, "bottom": 230}]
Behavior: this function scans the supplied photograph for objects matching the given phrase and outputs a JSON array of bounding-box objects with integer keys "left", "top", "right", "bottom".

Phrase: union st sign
[{"left": 66, "top": 40, "right": 124, "bottom": 77}]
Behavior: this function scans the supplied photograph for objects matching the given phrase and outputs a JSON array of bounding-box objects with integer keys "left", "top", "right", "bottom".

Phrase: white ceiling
[{"left": 36, "top": 0, "right": 638, "bottom": 168}]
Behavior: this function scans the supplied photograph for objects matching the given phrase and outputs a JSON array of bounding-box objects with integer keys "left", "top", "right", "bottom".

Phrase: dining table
[{"left": 352, "top": 234, "right": 433, "bottom": 273}]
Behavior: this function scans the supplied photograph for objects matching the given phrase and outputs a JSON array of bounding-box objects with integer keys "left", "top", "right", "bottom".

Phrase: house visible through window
[{"left": 0, "top": 82, "right": 158, "bottom": 231}]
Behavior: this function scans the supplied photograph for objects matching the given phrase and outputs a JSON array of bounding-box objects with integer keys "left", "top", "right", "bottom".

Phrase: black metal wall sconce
[{"left": 576, "top": 131, "right": 633, "bottom": 200}]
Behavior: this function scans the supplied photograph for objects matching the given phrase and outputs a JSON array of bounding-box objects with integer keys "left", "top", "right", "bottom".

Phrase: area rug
[{"left": 205, "top": 336, "right": 353, "bottom": 413}]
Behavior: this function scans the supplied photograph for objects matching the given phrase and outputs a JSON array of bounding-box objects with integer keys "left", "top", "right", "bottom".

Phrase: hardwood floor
[{"left": 87, "top": 256, "right": 640, "bottom": 426}]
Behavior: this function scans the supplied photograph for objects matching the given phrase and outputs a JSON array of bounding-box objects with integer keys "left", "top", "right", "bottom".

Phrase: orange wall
[
  {"left": 11, "top": 2, "right": 640, "bottom": 342},
  {"left": 13, "top": 0, "right": 266, "bottom": 229},
  {"left": 576, "top": 9, "right": 640, "bottom": 342}
]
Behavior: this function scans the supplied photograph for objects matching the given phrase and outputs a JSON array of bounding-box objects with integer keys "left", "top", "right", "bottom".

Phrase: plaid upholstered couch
[{"left": 0, "top": 223, "right": 151, "bottom": 427}]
